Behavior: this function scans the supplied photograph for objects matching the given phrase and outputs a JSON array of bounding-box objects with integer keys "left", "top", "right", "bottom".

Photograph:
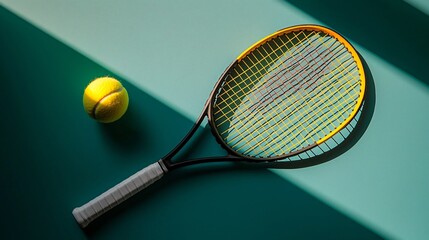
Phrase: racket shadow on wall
[{"left": 73, "top": 25, "right": 375, "bottom": 228}]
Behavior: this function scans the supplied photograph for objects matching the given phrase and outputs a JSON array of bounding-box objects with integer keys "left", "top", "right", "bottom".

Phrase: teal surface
[
  {"left": 1, "top": 0, "right": 429, "bottom": 239},
  {"left": 0, "top": 6, "right": 383, "bottom": 240}
]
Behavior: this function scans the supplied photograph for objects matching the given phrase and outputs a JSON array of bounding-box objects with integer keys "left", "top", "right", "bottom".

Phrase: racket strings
[
  {"left": 286, "top": 104, "right": 363, "bottom": 162},
  {"left": 221, "top": 61, "right": 355, "bottom": 153},
  {"left": 224, "top": 42, "right": 351, "bottom": 132},
  {"left": 214, "top": 32, "right": 343, "bottom": 125},
  {"left": 242, "top": 39, "right": 341, "bottom": 113},
  {"left": 227, "top": 54, "right": 358, "bottom": 153},
  {"left": 237, "top": 72, "right": 359, "bottom": 156},
  {"left": 213, "top": 29, "right": 363, "bottom": 158},
  {"left": 214, "top": 31, "right": 322, "bottom": 115},
  {"left": 213, "top": 32, "right": 331, "bottom": 128},
  {"left": 258, "top": 86, "right": 359, "bottom": 156},
  {"left": 216, "top": 31, "right": 356, "bottom": 154},
  {"left": 237, "top": 52, "right": 358, "bottom": 148},
  {"left": 215, "top": 35, "right": 348, "bottom": 120}
]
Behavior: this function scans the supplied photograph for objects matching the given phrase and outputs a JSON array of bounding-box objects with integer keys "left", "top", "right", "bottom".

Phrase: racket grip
[{"left": 72, "top": 161, "right": 166, "bottom": 228}]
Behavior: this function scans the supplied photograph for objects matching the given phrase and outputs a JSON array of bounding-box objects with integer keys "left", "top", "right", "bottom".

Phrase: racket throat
[
  {"left": 157, "top": 159, "right": 169, "bottom": 173},
  {"left": 160, "top": 105, "right": 209, "bottom": 171}
]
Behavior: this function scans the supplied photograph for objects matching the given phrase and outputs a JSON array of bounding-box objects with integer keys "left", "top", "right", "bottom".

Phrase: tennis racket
[{"left": 72, "top": 25, "right": 366, "bottom": 228}]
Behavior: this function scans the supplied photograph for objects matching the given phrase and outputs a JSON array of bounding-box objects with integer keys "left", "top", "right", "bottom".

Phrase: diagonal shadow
[
  {"left": 283, "top": 0, "right": 429, "bottom": 88},
  {"left": 0, "top": 6, "right": 384, "bottom": 240}
]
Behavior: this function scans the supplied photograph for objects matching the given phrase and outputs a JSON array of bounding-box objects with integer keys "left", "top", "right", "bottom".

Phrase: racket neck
[
  {"left": 161, "top": 108, "right": 208, "bottom": 169},
  {"left": 161, "top": 60, "right": 245, "bottom": 171}
]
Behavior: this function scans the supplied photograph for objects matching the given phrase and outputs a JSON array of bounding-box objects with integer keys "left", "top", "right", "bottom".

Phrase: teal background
[
  {"left": 0, "top": 7, "right": 382, "bottom": 240},
  {"left": 1, "top": 0, "right": 429, "bottom": 239}
]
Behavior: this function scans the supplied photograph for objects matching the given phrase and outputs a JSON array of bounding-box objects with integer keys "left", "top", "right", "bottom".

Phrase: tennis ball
[{"left": 83, "top": 77, "right": 129, "bottom": 123}]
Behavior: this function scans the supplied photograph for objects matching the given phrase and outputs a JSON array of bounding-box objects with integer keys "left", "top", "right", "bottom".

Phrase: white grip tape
[{"left": 72, "top": 162, "right": 165, "bottom": 228}]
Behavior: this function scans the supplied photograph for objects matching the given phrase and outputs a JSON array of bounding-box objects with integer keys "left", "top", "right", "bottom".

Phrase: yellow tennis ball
[{"left": 83, "top": 77, "right": 129, "bottom": 123}]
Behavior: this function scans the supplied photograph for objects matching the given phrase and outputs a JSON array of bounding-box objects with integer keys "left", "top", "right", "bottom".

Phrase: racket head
[{"left": 207, "top": 25, "right": 366, "bottom": 161}]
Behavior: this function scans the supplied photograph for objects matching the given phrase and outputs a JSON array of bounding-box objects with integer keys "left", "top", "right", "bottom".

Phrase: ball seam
[{"left": 92, "top": 87, "right": 124, "bottom": 120}]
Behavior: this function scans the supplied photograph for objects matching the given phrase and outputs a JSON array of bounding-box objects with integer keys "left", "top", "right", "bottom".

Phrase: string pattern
[{"left": 212, "top": 30, "right": 363, "bottom": 159}]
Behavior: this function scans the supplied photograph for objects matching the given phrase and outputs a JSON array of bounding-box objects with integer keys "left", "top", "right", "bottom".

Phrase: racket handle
[{"left": 72, "top": 161, "right": 166, "bottom": 228}]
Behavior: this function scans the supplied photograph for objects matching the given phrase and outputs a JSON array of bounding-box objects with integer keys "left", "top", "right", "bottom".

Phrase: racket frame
[{"left": 165, "top": 25, "right": 365, "bottom": 170}]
